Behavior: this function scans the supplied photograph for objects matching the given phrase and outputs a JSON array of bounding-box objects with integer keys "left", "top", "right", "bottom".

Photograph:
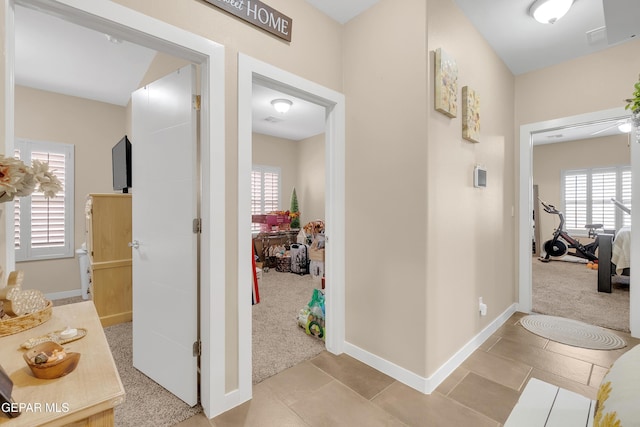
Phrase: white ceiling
[
  {"left": 13, "top": 0, "right": 640, "bottom": 142},
  {"left": 252, "top": 84, "right": 326, "bottom": 140},
  {"left": 15, "top": 5, "right": 156, "bottom": 107},
  {"left": 453, "top": 0, "right": 639, "bottom": 76}
]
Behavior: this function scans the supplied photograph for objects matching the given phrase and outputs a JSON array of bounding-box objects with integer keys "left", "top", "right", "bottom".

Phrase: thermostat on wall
[{"left": 474, "top": 165, "right": 487, "bottom": 188}]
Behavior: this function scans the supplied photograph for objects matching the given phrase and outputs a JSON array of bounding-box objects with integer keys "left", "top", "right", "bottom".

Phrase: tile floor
[{"left": 176, "top": 312, "right": 640, "bottom": 427}]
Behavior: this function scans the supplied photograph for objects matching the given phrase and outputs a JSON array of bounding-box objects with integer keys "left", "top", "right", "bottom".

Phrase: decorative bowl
[{"left": 23, "top": 342, "right": 80, "bottom": 379}]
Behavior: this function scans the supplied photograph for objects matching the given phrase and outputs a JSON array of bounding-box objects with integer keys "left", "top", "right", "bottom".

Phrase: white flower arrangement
[{"left": 0, "top": 155, "right": 63, "bottom": 203}]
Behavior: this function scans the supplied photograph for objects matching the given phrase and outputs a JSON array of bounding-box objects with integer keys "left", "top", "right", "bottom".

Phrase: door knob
[{"left": 128, "top": 240, "right": 140, "bottom": 249}]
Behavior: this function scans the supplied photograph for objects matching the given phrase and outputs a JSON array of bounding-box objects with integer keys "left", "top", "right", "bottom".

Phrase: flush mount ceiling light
[
  {"left": 529, "top": 0, "right": 574, "bottom": 24},
  {"left": 105, "top": 33, "right": 123, "bottom": 44},
  {"left": 271, "top": 98, "right": 292, "bottom": 114}
]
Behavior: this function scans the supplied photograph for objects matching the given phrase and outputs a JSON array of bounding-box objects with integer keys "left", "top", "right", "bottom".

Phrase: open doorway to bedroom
[
  {"left": 250, "top": 82, "right": 327, "bottom": 383},
  {"left": 519, "top": 108, "right": 639, "bottom": 338},
  {"left": 8, "top": 0, "right": 226, "bottom": 417},
  {"left": 237, "top": 54, "right": 346, "bottom": 402},
  {"left": 530, "top": 119, "right": 632, "bottom": 332}
]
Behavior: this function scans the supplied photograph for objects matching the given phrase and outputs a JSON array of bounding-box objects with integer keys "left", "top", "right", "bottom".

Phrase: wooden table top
[{"left": 0, "top": 301, "right": 125, "bottom": 426}]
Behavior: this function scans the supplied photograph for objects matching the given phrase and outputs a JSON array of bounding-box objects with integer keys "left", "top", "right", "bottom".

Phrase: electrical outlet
[{"left": 479, "top": 297, "right": 487, "bottom": 316}]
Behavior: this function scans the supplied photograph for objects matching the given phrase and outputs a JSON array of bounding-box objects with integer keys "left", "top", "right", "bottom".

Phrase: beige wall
[
  {"left": 252, "top": 132, "right": 298, "bottom": 212},
  {"left": 344, "top": 0, "right": 429, "bottom": 376},
  {"left": 343, "top": 0, "right": 515, "bottom": 380},
  {"left": 533, "top": 135, "right": 631, "bottom": 241},
  {"left": 297, "top": 133, "right": 325, "bottom": 224},
  {"left": 426, "top": 0, "right": 516, "bottom": 375},
  {"left": 14, "top": 86, "right": 126, "bottom": 294},
  {"left": 252, "top": 132, "right": 325, "bottom": 224},
  {"left": 515, "top": 38, "right": 640, "bottom": 127}
]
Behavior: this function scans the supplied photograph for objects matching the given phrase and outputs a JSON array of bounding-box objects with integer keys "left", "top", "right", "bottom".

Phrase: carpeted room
[
  {"left": 531, "top": 257, "right": 630, "bottom": 332},
  {"left": 531, "top": 129, "right": 632, "bottom": 333}
]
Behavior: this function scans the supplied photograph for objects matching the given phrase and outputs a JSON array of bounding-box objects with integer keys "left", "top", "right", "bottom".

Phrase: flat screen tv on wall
[{"left": 112, "top": 135, "right": 132, "bottom": 193}]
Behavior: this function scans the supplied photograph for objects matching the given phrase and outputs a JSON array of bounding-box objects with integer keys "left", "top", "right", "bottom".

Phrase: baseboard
[
  {"left": 344, "top": 341, "right": 430, "bottom": 393},
  {"left": 344, "top": 303, "right": 518, "bottom": 394},
  {"left": 45, "top": 289, "right": 84, "bottom": 301}
]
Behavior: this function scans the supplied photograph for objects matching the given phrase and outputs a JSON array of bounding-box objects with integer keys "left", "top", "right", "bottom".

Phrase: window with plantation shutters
[
  {"left": 561, "top": 165, "right": 631, "bottom": 235},
  {"left": 14, "top": 139, "right": 74, "bottom": 261},
  {"left": 563, "top": 171, "right": 587, "bottom": 231},
  {"left": 591, "top": 168, "right": 617, "bottom": 231},
  {"left": 251, "top": 165, "right": 281, "bottom": 233}
]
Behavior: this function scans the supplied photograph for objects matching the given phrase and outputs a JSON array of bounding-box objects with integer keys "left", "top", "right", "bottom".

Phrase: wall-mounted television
[{"left": 112, "top": 135, "right": 132, "bottom": 193}]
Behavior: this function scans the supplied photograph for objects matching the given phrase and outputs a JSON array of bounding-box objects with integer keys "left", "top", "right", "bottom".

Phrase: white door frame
[
  {"left": 238, "top": 54, "right": 346, "bottom": 401},
  {"left": 4, "top": 0, "right": 230, "bottom": 417},
  {"left": 518, "top": 106, "right": 639, "bottom": 337}
]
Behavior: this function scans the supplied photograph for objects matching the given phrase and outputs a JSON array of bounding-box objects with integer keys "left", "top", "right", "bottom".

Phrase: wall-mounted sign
[{"left": 203, "top": 0, "right": 292, "bottom": 42}]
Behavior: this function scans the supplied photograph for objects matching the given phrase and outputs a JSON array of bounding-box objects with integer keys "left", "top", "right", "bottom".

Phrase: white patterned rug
[{"left": 520, "top": 314, "right": 627, "bottom": 350}]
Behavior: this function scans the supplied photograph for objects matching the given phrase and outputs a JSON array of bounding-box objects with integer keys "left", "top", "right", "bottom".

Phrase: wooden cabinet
[
  {"left": 0, "top": 302, "right": 125, "bottom": 426},
  {"left": 85, "top": 194, "right": 132, "bottom": 327}
]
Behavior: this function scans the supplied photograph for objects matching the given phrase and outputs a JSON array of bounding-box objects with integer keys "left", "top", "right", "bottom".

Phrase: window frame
[
  {"left": 14, "top": 139, "right": 75, "bottom": 261},
  {"left": 251, "top": 165, "right": 281, "bottom": 234},
  {"left": 561, "top": 165, "right": 631, "bottom": 236}
]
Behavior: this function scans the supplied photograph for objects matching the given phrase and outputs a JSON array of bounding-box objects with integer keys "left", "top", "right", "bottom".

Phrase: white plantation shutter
[
  {"left": 563, "top": 171, "right": 587, "bottom": 230},
  {"left": 251, "top": 170, "right": 263, "bottom": 217},
  {"left": 562, "top": 166, "right": 631, "bottom": 235},
  {"left": 263, "top": 171, "right": 279, "bottom": 213},
  {"left": 251, "top": 165, "right": 281, "bottom": 233},
  {"left": 14, "top": 140, "right": 74, "bottom": 261},
  {"left": 591, "top": 168, "right": 616, "bottom": 230},
  {"left": 621, "top": 167, "right": 632, "bottom": 227}
]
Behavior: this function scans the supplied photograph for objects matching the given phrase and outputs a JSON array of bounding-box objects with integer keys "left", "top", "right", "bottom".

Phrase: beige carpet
[
  {"left": 53, "top": 298, "right": 201, "bottom": 426},
  {"left": 103, "top": 322, "right": 202, "bottom": 426},
  {"left": 252, "top": 270, "right": 326, "bottom": 384},
  {"left": 532, "top": 258, "right": 630, "bottom": 332}
]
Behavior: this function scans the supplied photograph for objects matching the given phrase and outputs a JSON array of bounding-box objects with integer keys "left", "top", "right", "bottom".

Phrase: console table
[{"left": 0, "top": 301, "right": 125, "bottom": 426}]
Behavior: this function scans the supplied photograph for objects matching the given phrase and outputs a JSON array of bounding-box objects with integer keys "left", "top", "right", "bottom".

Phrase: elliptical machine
[{"left": 539, "top": 200, "right": 600, "bottom": 262}]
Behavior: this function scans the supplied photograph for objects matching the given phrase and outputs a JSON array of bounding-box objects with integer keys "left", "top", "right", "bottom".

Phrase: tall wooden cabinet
[{"left": 85, "top": 193, "right": 132, "bottom": 327}]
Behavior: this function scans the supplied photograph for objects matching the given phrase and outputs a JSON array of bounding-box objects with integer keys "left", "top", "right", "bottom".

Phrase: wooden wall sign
[{"left": 202, "top": 0, "right": 292, "bottom": 42}]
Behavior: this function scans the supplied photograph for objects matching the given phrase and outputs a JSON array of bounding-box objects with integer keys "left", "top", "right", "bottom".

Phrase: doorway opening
[
  {"left": 518, "top": 107, "right": 638, "bottom": 337},
  {"left": 238, "top": 54, "right": 346, "bottom": 403},
  {"left": 250, "top": 81, "right": 327, "bottom": 384},
  {"left": 6, "top": 0, "right": 226, "bottom": 417}
]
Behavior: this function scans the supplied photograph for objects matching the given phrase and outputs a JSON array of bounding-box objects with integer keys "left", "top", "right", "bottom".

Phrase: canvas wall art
[
  {"left": 462, "top": 86, "right": 480, "bottom": 143},
  {"left": 434, "top": 48, "right": 458, "bottom": 118}
]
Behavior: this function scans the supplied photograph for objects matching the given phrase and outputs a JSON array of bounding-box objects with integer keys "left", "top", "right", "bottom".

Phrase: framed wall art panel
[
  {"left": 434, "top": 48, "right": 458, "bottom": 118},
  {"left": 462, "top": 86, "right": 480, "bottom": 143}
]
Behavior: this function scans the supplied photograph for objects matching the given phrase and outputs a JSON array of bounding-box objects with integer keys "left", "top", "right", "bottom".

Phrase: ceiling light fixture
[
  {"left": 271, "top": 99, "right": 292, "bottom": 114},
  {"left": 105, "top": 34, "right": 123, "bottom": 44},
  {"left": 529, "top": 0, "right": 574, "bottom": 24},
  {"left": 618, "top": 121, "right": 632, "bottom": 133}
]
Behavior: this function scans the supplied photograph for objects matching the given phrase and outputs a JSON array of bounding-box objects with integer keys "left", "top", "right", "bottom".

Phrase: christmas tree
[{"left": 290, "top": 188, "right": 300, "bottom": 229}]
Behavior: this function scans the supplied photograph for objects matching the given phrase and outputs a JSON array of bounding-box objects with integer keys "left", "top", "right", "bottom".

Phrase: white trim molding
[{"left": 345, "top": 303, "right": 518, "bottom": 393}]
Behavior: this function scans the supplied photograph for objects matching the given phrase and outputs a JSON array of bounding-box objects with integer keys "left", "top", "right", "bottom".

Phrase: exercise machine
[{"left": 539, "top": 199, "right": 600, "bottom": 262}]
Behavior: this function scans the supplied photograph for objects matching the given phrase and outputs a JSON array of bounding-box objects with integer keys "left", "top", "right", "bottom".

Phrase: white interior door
[{"left": 131, "top": 64, "right": 199, "bottom": 406}]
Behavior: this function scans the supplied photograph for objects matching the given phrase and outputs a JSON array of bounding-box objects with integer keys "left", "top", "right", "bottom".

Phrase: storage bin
[{"left": 275, "top": 256, "right": 291, "bottom": 272}]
